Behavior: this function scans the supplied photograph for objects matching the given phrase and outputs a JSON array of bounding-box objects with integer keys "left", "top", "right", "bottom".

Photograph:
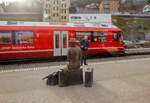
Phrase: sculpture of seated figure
[
  {"left": 67, "top": 38, "right": 82, "bottom": 71},
  {"left": 58, "top": 39, "right": 83, "bottom": 87}
]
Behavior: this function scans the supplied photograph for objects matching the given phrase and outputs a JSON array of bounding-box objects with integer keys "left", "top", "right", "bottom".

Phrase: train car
[{"left": 0, "top": 22, "right": 124, "bottom": 60}]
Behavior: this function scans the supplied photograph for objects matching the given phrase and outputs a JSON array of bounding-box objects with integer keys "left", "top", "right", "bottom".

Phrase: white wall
[{"left": 69, "top": 14, "right": 112, "bottom": 25}]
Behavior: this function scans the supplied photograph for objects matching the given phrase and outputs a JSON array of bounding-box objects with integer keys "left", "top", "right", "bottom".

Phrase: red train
[{"left": 0, "top": 22, "right": 124, "bottom": 60}]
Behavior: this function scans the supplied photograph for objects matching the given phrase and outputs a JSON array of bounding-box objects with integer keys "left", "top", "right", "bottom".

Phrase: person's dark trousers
[
  {"left": 81, "top": 56, "right": 87, "bottom": 65},
  {"left": 81, "top": 50, "right": 88, "bottom": 65}
]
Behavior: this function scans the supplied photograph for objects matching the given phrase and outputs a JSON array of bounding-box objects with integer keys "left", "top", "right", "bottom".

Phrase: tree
[
  {"left": 148, "top": 0, "right": 150, "bottom": 3},
  {"left": 147, "top": 0, "right": 150, "bottom": 4}
]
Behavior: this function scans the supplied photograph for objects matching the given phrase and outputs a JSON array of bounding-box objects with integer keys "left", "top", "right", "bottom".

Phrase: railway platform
[{"left": 0, "top": 57, "right": 150, "bottom": 103}]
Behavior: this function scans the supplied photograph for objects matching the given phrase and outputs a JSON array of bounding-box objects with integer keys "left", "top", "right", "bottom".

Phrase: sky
[
  {"left": 0, "top": 0, "right": 18, "bottom": 3},
  {"left": 0, "top": 0, "right": 26, "bottom": 3},
  {"left": 0, "top": 0, "right": 146, "bottom": 4}
]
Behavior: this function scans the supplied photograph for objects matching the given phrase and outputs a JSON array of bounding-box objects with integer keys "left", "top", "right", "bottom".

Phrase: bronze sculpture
[
  {"left": 59, "top": 38, "right": 83, "bottom": 87},
  {"left": 43, "top": 38, "right": 93, "bottom": 87},
  {"left": 67, "top": 39, "right": 82, "bottom": 70}
]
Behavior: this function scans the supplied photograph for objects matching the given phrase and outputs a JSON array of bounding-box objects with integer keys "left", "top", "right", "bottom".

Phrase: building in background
[
  {"left": 99, "top": 0, "right": 119, "bottom": 13},
  {"left": 0, "top": 3, "right": 5, "bottom": 13},
  {"left": 43, "top": 0, "right": 70, "bottom": 22}
]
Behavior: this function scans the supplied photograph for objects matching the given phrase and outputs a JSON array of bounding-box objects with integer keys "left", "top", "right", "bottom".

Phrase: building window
[
  {"left": 64, "top": 16, "right": 66, "bottom": 19},
  {"left": 105, "top": 0, "right": 109, "bottom": 4},
  {"left": 105, "top": 8, "right": 110, "bottom": 13},
  {"left": 46, "top": 4, "right": 50, "bottom": 8},
  {"left": 62, "top": 9, "right": 66, "bottom": 14},
  {"left": 48, "top": 16, "right": 51, "bottom": 19},
  {"left": 62, "top": 4, "right": 66, "bottom": 8},
  {"left": 46, "top": 0, "right": 50, "bottom": 3},
  {"left": 61, "top": 16, "right": 66, "bottom": 19},
  {"left": 62, "top": 4, "right": 64, "bottom": 8},
  {"left": 104, "top": 4, "right": 109, "bottom": 8},
  {"left": 45, "top": 9, "right": 50, "bottom": 14},
  {"left": 54, "top": 1, "right": 58, "bottom": 5},
  {"left": 53, "top": 7, "right": 58, "bottom": 11},
  {"left": 53, "top": 13, "right": 59, "bottom": 16}
]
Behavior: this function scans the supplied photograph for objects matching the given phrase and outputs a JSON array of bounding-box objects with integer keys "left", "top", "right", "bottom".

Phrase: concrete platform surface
[
  {"left": 126, "top": 48, "right": 150, "bottom": 54},
  {"left": 1, "top": 58, "right": 150, "bottom": 103}
]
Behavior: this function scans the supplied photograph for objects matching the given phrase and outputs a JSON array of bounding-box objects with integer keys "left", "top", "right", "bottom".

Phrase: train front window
[
  {"left": 119, "top": 32, "right": 123, "bottom": 42},
  {"left": 75, "top": 31, "right": 91, "bottom": 42},
  {"left": 91, "top": 31, "right": 108, "bottom": 42},
  {"left": 113, "top": 32, "right": 118, "bottom": 42},
  {"left": 0, "top": 31, "right": 12, "bottom": 44}
]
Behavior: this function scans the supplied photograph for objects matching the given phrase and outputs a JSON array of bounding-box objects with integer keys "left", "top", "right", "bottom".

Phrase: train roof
[{"left": 0, "top": 21, "right": 121, "bottom": 31}]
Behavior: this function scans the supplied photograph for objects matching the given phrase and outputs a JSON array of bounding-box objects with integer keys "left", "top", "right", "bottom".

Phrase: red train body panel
[{"left": 0, "top": 25, "right": 124, "bottom": 60}]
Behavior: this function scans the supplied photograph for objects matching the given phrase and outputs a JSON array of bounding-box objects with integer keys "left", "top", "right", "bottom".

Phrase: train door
[{"left": 53, "top": 31, "right": 69, "bottom": 56}]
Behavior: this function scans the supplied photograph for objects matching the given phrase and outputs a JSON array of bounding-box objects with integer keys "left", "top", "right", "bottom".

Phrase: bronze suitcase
[
  {"left": 85, "top": 68, "right": 93, "bottom": 87},
  {"left": 58, "top": 69, "right": 83, "bottom": 87},
  {"left": 43, "top": 72, "right": 59, "bottom": 86}
]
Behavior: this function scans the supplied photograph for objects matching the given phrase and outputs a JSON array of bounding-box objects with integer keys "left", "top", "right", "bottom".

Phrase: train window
[
  {"left": 55, "top": 34, "right": 59, "bottom": 48},
  {"left": 113, "top": 32, "right": 118, "bottom": 42},
  {"left": 63, "top": 33, "right": 67, "bottom": 48},
  {"left": 13, "top": 31, "right": 34, "bottom": 44},
  {"left": 0, "top": 31, "right": 12, "bottom": 44},
  {"left": 75, "top": 31, "right": 91, "bottom": 42},
  {"left": 91, "top": 31, "right": 108, "bottom": 42},
  {"left": 119, "top": 32, "right": 123, "bottom": 42}
]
